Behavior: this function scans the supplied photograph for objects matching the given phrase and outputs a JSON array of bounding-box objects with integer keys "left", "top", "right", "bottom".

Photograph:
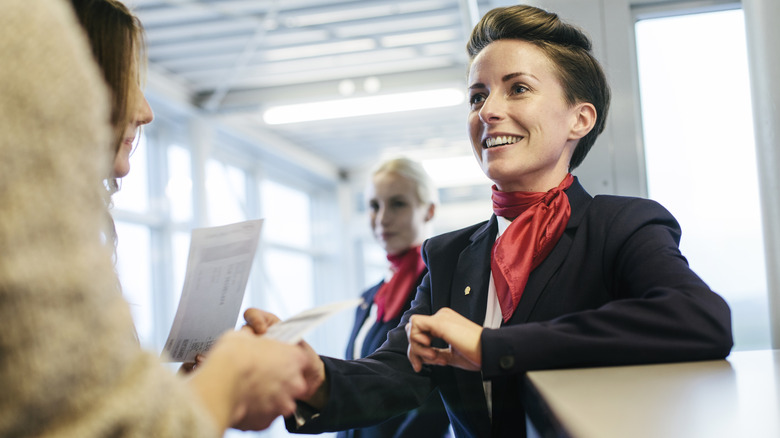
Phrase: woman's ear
[
  {"left": 568, "top": 102, "right": 597, "bottom": 141},
  {"left": 424, "top": 203, "right": 436, "bottom": 222}
]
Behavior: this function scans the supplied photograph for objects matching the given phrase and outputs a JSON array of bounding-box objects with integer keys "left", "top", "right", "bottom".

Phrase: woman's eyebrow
[
  {"left": 469, "top": 72, "right": 540, "bottom": 89},
  {"left": 502, "top": 71, "right": 539, "bottom": 82}
]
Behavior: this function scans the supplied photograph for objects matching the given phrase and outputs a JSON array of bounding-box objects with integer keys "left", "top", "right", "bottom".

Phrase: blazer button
[{"left": 499, "top": 355, "right": 515, "bottom": 370}]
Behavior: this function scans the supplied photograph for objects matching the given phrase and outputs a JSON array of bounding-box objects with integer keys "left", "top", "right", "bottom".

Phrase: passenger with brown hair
[{"left": 0, "top": 1, "right": 310, "bottom": 436}]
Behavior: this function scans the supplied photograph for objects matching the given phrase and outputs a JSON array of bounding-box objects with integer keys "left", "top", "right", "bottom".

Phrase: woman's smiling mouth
[{"left": 484, "top": 135, "right": 523, "bottom": 148}]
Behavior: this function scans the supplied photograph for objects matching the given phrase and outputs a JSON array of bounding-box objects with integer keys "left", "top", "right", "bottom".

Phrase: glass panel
[
  {"left": 636, "top": 9, "right": 769, "bottom": 350},
  {"left": 170, "top": 230, "right": 190, "bottom": 309},
  {"left": 115, "top": 221, "right": 153, "bottom": 347},
  {"left": 262, "top": 248, "right": 314, "bottom": 320},
  {"left": 112, "top": 133, "right": 149, "bottom": 212},
  {"left": 166, "top": 144, "right": 193, "bottom": 223},
  {"left": 206, "top": 159, "right": 247, "bottom": 226},
  {"left": 260, "top": 180, "right": 312, "bottom": 248}
]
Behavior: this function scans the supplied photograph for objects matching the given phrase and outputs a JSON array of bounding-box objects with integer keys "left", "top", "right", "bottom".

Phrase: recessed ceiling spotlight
[
  {"left": 363, "top": 77, "right": 381, "bottom": 93},
  {"left": 338, "top": 79, "right": 356, "bottom": 96}
]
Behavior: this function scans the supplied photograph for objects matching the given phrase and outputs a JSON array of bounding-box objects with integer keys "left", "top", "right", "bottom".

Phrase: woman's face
[
  {"left": 112, "top": 80, "right": 154, "bottom": 179},
  {"left": 467, "top": 39, "right": 593, "bottom": 192},
  {"left": 367, "top": 171, "right": 433, "bottom": 255}
]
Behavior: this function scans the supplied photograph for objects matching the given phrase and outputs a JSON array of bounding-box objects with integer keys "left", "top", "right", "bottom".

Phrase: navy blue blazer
[
  {"left": 338, "top": 277, "right": 450, "bottom": 438},
  {"left": 293, "top": 178, "right": 733, "bottom": 438}
]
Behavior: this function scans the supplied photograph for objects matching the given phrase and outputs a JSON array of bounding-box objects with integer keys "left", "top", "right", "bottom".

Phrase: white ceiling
[{"left": 127, "top": 0, "right": 502, "bottom": 173}]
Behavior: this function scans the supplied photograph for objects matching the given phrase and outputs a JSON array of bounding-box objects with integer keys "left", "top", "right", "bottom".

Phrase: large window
[
  {"left": 635, "top": 7, "right": 770, "bottom": 350},
  {"left": 110, "top": 112, "right": 341, "bottom": 437}
]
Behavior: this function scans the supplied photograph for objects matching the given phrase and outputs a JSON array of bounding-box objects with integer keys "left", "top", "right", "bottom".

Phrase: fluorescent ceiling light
[
  {"left": 422, "top": 155, "right": 490, "bottom": 188},
  {"left": 263, "top": 88, "right": 465, "bottom": 125}
]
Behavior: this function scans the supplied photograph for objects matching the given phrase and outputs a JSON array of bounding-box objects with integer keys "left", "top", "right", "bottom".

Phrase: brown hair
[
  {"left": 69, "top": 0, "right": 145, "bottom": 186},
  {"left": 467, "top": 5, "right": 610, "bottom": 170}
]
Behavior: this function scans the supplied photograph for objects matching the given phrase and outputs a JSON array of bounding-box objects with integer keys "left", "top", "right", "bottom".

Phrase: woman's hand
[
  {"left": 243, "top": 308, "right": 330, "bottom": 410},
  {"left": 243, "top": 307, "right": 281, "bottom": 335},
  {"left": 178, "top": 354, "right": 205, "bottom": 375},
  {"left": 187, "top": 327, "right": 310, "bottom": 431},
  {"left": 406, "top": 307, "right": 483, "bottom": 372}
]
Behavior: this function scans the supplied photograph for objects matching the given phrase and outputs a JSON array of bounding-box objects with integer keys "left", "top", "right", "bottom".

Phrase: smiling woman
[
  {"left": 467, "top": 39, "right": 598, "bottom": 192},
  {"left": 245, "top": 5, "right": 733, "bottom": 438}
]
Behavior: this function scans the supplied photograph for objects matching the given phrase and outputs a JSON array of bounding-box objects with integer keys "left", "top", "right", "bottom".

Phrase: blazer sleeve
[
  {"left": 290, "top": 275, "right": 439, "bottom": 433},
  {"left": 481, "top": 197, "right": 733, "bottom": 377}
]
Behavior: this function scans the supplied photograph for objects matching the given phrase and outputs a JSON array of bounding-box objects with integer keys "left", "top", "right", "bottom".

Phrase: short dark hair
[{"left": 467, "top": 5, "right": 611, "bottom": 170}]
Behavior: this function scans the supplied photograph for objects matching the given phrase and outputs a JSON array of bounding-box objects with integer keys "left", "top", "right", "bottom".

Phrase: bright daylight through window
[{"left": 636, "top": 8, "right": 769, "bottom": 350}]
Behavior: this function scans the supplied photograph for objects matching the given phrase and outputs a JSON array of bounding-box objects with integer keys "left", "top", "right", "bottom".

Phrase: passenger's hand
[
  {"left": 187, "top": 328, "right": 310, "bottom": 431},
  {"left": 178, "top": 354, "right": 205, "bottom": 375},
  {"left": 406, "top": 307, "right": 482, "bottom": 372},
  {"left": 230, "top": 330, "right": 312, "bottom": 430},
  {"left": 243, "top": 307, "right": 329, "bottom": 410}
]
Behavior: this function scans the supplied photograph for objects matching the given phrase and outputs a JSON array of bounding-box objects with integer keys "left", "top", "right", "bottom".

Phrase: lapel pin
[{"left": 464, "top": 286, "right": 471, "bottom": 295}]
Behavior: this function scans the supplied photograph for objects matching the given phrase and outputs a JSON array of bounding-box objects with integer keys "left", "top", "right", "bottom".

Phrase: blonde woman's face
[
  {"left": 112, "top": 61, "right": 153, "bottom": 179},
  {"left": 367, "top": 171, "right": 433, "bottom": 255}
]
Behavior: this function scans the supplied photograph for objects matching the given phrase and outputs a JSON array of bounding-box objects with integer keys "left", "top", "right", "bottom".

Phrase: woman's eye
[
  {"left": 368, "top": 201, "right": 379, "bottom": 212},
  {"left": 511, "top": 84, "right": 529, "bottom": 95},
  {"left": 469, "top": 93, "right": 485, "bottom": 107}
]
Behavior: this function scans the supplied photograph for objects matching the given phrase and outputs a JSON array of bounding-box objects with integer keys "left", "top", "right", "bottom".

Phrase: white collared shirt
[{"left": 482, "top": 215, "right": 511, "bottom": 420}]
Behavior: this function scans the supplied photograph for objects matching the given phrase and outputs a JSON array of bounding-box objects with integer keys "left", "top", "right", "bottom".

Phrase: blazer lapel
[
  {"left": 346, "top": 282, "right": 380, "bottom": 359},
  {"left": 446, "top": 218, "right": 496, "bottom": 437},
  {"left": 449, "top": 217, "right": 496, "bottom": 326},
  {"left": 508, "top": 178, "right": 592, "bottom": 324}
]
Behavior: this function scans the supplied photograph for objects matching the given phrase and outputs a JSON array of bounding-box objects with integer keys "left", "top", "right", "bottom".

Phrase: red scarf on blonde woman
[
  {"left": 491, "top": 174, "right": 574, "bottom": 323},
  {"left": 374, "top": 245, "right": 425, "bottom": 322}
]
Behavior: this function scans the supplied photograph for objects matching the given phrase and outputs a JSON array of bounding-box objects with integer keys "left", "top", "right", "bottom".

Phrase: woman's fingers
[{"left": 243, "top": 308, "right": 281, "bottom": 335}]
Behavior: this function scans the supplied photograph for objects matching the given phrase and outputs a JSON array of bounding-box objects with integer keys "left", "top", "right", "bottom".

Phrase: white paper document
[
  {"left": 163, "top": 219, "right": 263, "bottom": 362},
  {"left": 265, "top": 298, "right": 364, "bottom": 344}
]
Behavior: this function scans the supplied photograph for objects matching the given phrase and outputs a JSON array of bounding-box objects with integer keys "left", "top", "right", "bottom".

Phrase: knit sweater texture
[{"left": 0, "top": 1, "right": 218, "bottom": 436}]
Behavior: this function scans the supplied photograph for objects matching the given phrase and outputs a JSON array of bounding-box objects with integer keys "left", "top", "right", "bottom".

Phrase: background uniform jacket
[
  {"left": 293, "top": 178, "right": 733, "bottom": 438},
  {"left": 338, "top": 276, "right": 450, "bottom": 438}
]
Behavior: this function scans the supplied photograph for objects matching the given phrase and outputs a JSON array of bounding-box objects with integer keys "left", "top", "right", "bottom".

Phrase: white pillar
[
  {"left": 189, "top": 117, "right": 213, "bottom": 228},
  {"left": 743, "top": 0, "right": 780, "bottom": 348}
]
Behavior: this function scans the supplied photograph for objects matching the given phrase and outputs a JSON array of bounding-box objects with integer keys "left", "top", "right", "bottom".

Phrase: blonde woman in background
[{"left": 341, "top": 157, "right": 450, "bottom": 438}]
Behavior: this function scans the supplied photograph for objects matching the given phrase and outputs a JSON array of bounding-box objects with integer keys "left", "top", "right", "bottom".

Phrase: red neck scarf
[
  {"left": 491, "top": 174, "right": 574, "bottom": 323},
  {"left": 374, "top": 245, "right": 425, "bottom": 322}
]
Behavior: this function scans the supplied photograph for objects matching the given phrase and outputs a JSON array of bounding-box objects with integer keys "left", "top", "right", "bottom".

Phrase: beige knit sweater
[{"left": 0, "top": 1, "right": 218, "bottom": 436}]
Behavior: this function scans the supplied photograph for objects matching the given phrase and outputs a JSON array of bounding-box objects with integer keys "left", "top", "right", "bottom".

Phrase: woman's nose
[
  {"left": 136, "top": 95, "right": 154, "bottom": 127},
  {"left": 478, "top": 95, "right": 504, "bottom": 124},
  {"left": 132, "top": 83, "right": 154, "bottom": 127},
  {"left": 377, "top": 207, "right": 392, "bottom": 226}
]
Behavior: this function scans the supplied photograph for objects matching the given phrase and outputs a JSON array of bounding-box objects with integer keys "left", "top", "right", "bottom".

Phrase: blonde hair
[{"left": 372, "top": 157, "right": 439, "bottom": 207}]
